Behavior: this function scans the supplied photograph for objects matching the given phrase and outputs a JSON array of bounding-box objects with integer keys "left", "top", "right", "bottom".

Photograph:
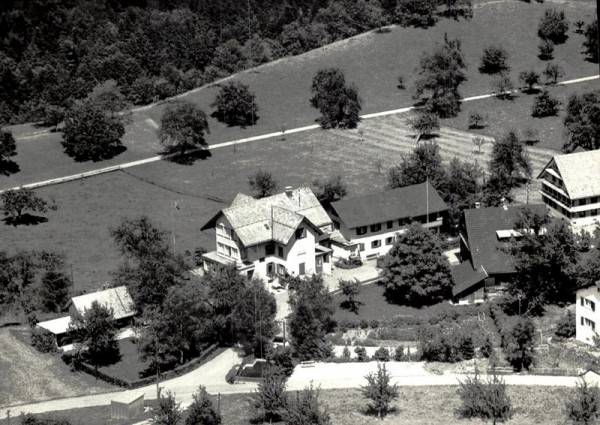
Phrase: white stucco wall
[{"left": 576, "top": 286, "right": 600, "bottom": 346}]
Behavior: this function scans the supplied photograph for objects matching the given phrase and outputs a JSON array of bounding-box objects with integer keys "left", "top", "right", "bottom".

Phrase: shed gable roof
[
  {"left": 71, "top": 286, "right": 135, "bottom": 320},
  {"left": 330, "top": 182, "right": 447, "bottom": 229}
]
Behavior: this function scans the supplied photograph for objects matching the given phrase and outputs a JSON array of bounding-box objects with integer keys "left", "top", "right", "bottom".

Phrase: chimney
[
  {"left": 474, "top": 202, "right": 481, "bottom": 209},
  {"left": 285, "top": 186, "right": 293, "bottom": 198}
]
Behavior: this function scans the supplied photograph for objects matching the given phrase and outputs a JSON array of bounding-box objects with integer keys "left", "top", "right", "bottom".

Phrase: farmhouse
[
  {"left": 457, "top": 203, "right": 547, "bottom": 302},
  {"left": 576, "top": 281, "right": 600, "bottom": 346},
  {"left": 538, "top": 149, "right": 600, "bottom": 228},
  {"left": 327, "top": 182, "right": 447, "bottom": 259},
  {"left": 36, "top": 286, "right": 135, "bottom": 351},
  {"left": 201, "top": 187, "right": 333, "bottom": 281}
]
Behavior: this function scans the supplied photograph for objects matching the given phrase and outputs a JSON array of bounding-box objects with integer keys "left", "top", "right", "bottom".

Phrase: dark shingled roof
[
  {"left": 451, "top": 262, "right": 488, "bottom": 297},
  {"left": 462, "top": 204, "right": 547, "bottom": 275},
  {"left": 330, "top": 182, "right": 447, "bottom": 229}
]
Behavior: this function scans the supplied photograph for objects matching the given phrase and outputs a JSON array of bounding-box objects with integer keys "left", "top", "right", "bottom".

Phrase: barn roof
[
  {"left": 330, "top": 182, "right": 447, "bottom": 229},
  {"left": 37, "top": 316, "right": 72, "bottom": 335},
  {"left": 462, "top": 204, "right": 547, "bottom": 275}
]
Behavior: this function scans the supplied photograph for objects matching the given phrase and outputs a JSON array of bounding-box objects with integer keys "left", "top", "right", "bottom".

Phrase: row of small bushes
[
  {"left": 333, "top": 256, "right": 363, "bottom": 269},
  {"left": 334, "top": 345, "right": 419, "bottom": 362}
]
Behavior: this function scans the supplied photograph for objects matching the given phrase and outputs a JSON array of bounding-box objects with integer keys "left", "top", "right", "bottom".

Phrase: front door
[{"left": 315, "top": 256, "right": 323, "bottom": 274}]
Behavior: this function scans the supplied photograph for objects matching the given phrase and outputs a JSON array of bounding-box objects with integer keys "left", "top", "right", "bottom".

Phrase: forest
[{"left": 0, "top": 0, "right": 409, "bottom": 126}]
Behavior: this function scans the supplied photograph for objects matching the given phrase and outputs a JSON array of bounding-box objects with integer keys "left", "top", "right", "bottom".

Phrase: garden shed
[{"left": 110, "top": 392, "right": 144, "bottom": 420}]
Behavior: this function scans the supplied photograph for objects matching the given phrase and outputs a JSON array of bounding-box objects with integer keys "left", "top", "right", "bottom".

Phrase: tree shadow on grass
[
  {"left": 340, "top": 299, "right": 364, "bottom": 314},
  {"left": 360, "top": 405, "right": 400, "bottom": 419},
  {"left": 162, "top": 147, "right": 212, "bottom": 165},
  {"left": 0, "top": 159, "right": 20, "bottom": 176},
  {"left": 3, "top": 214, "right": 48, "bottom": 226}
]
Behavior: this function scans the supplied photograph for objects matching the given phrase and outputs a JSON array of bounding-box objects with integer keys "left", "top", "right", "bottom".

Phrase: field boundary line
[{"left": 1, "top": 74, "right": 597, "bottom": 194}]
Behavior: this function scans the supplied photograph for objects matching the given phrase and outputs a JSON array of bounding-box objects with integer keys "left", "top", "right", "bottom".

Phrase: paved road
[
  {"left": 1, "top": 74, "right": 597, "bottom": 195},
  {"left": 1, "top": 352, "right": 585, "bottom": 417}
]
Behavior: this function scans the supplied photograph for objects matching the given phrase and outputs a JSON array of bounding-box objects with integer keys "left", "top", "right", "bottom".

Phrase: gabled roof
[
  {"left": 538, "top": 149, "right": 600, "bottom": 199},
  {"left": 201, "top": 187, "right": 331, "bottom": 247},
  {"left": 462, "top": 204, "right": 547, "bottom": 275},
  {"left": 71, "top": 286, "right": 135, "bottom": 320},
  {"left": 37, "top": 316, "right": 72, "bottom": 335},
  {"left": 329, "top": 182, "right": 447, "bottom": 229},
  {"left": 451, "top": 262, "right": 488, "bottom": 297}
]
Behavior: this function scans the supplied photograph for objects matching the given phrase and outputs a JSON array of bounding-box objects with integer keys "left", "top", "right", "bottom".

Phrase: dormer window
[
  {"left": 370, "top": 223, "right": 381, "bottom": 232},
  {"left": 356, "top": 226, "right": 367, "bottom": 236},
  {"left": 296, "top": 227, "right": 306, "bottom": 239}
]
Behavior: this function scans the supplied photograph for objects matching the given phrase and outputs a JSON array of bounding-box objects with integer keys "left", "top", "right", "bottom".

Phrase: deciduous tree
[
  {"left": 309, "top": 68, "right": 361, "bottom": 129},
  {"left": 159, "top": 101, "right": 209, "bottom": 156},
  {"left": 248, "top": 169, "right": 278, "bottom": 199},
  {"left": 394, "top": 0, "right": 438, "bottom": 28},
  {"left": 211, "top": 81, "right": 258, "bottom": 128},
  {"left": 62, "top": 101, "right": 125, "bottom": 162},
  {"left": 0, "top": 130, "right": 17, "bottom": 176},
  {"left": 312, "top": 174, "right": 347, "bottom": 204},
  {"left": 563, "top": 90, "right": 600, "bottom": 152},
  {"left": 338, "top": 279, "right": 361, "bottom": 312},
  {"left": 543, "top": 62, "right": 564, "bottom": 84},
  {"left": 411, "top": 111, "right": 440, "bottom": 138},
  {"left": 414, "top": 37, "right": 467, "bottom": 118},
  {"left": 1, "top": 188, "right": 48, "bottom": 225},
  {"left": 68, "top": 301, "right": 121, "bottom": 375},
  {"left": 583, "top": 20, "right": 598, "bottom": 62},
  {"left": 538, "top": 8, "right": 569, "bottom": 44},
  {"left": 380, "top": 223, "right": 453, "bottom": 306},
  {"left": 386, "top": 143, "right": 447, "bottom": 191},
  {"left": 489, "top": 131, "right": 531, "bottom": 188},
  {"left": 519, "top": 70, "right": 541, "bottom": 93},
  {"left": 479, "top": 45, "right": 510, "bottom": 75}
]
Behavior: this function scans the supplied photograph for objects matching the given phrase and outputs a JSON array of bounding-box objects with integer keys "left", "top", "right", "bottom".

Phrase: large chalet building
[
  {"left": 328, "top": 182, "right": 448, "bottom": 259},
  {"left": 538, "top": 149, "right": 600, "bottom": 227},
  {"left": 201, "top": 187, "right": 333, "bottom": 281}
]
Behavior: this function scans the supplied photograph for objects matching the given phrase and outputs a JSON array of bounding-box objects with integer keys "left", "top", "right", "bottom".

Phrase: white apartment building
[{"left": 576, "top": 282, "right": 600, "bottom": 345}]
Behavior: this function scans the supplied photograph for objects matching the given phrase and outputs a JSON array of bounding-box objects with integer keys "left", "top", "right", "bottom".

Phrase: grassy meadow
[
  {"left": 0, "top": 386, "right": 580, "bottom": 425},
  {"left": 1, "top": 0, "right": 597, "bottom": 189}
]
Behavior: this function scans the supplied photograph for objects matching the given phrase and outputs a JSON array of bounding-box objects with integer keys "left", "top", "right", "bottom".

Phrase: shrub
[
  {"left": 355, "top": 346, "right": 368, "bottom": 362},
  {"left": 359, "top": 319, "right": 370, "bottom": 329},
  {"left": 458, "top": 371, "right": 513, "bottom": 423},
  {"left": 370, "top": 320, "right": 380, "bottom": 329},
  {"left": 342, "top": 345, "right": 351, "bottom": 359},
  {"left": 565, "top": 378, "right": 600, "bottom": 425},
  {"left": 31, "top": 327, "right": 58, "bottom": 354},
  {"left": 555, "top": 311, "right": 576, "bottom": 339},
  {"left": 503, "top": 317, "right": 535, "bottom": 372},
  {"left": 358, "top": 338, "right": 378, "bottom": 347},
  {"left": 373, "top": 347, "right": 391, "bottom": 362},
  {"left": 538, "top": 40, "right": 554, "bottom": 60},
  {"left": 252, "top": 365, "right": 288, "bottom": 423},
  {"left": 458, "top": 336, "right": 475, "bottom": 360},
  {"left": 480, "top": 336, "right": 494, "bottom": 358},
  {"left": 268, "top": 346, "right": 295, "bottom": 377},
  {"left": 519, "top": 70, "right": 541, "bottom": 93},
  {"left": 532, "top": 90, "right": 560, "bottom": 117},
  {"left": 468, "top": 112, "right": 486, "bottom": 129},
  {"left": 394, "top": 345, "right": 406, "bottom": 361}
]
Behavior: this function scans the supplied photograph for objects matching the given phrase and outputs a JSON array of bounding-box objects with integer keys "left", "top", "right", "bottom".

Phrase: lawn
[
  {"left": 0, "top": 404, "right": 154, "bottom": 425},
  {"left": 0, "top": 104, "right": 557, "bottom": 292},
  {"left": 94, "top": 338, "right": 150, "bottom": 383},
  {"left": 442, "top": 79, "right": 600, "bottom": 151},
  {"left": 1, "top": 0, "right": 596, "bottom": 190},
  {"left": 0, "top": 386, "right": 580, "bottom": 425},
  {"left": 0, "top": 327, "right": 111, "bottom": 408}
]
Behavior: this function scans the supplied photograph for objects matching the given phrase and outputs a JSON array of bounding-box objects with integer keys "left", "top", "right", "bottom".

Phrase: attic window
[
  {"left": 496, "top": 229, "right": 522, "bottom": 240},
  {"left": 296, "top": 227, "right": 306, "bottom": 239}
]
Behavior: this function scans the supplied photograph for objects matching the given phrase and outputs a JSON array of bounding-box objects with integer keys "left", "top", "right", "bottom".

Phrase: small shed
[{"left": 110, "top": 392, "right": 144, "bottom": 420}]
